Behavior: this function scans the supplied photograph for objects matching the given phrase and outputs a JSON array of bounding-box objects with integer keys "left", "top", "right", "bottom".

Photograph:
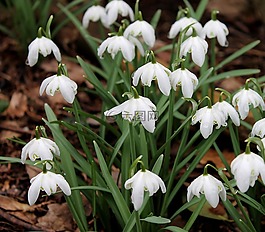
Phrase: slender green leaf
[
  {"left": 163, "top": 226, "right": 188, "bottom": 232},
  {"left": 93, "top": 141, "right": 131, "bottom": 226},
  {"left": 204, "top": 69, "right": 260, "bottom": 84},
  {"left": 237, "top": 192, "right": 265, "bottom": 215},
  {"left": 44, "top": 104, "right": 88, "bottom": 231},
  {"left": 195, "top": 0, "right": 208, "bottom": 21},
  {"left": 150, "top": 9, "right": 161, "bottom": 29},
  {"left": 183, "top": 0, "right": 195, "bottom": 18},
  {"left": 141, "top": 216, "right": 171, "bottom": 224},
  {"left": 184, "top": 196, "right": 206, "bottom": 230},
  {"left": 223, "top": 199, "right": 251, "bottom": 232},
  {"left": 215, "top": 40, "right": 260, "bottom": 70}
]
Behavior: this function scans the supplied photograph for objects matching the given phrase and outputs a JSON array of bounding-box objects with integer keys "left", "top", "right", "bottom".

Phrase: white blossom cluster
[
  {"left": 21, "top": 136, "right": 71, "bottom": 205},
  {"left": 21, "top": 0, "right": 265, "bottom": 214}
]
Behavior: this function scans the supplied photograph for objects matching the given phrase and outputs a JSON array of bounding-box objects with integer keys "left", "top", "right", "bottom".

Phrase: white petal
[
  {"left": 39, "top": 75, "right": 55, "bottom": 96},
  {"left": 56, "top": 174, "right": 71, "bottom": 196},
  {"left": 203, "top": 176, "right": 219, "bottom": 208},
  {"left": 97, "top": 37, "right": 112, "bottom": 58},
  {"left": 104, "top": 100, "right": 130, "bottom": 117},
  {"left": 155, "top": 64, "right": 171, "bottom": 96},
  {"left": 27, "top": 40, "right": 39, "bottom": 67},
  {"left": 141, "top": 117, "right": 156, "bottom": 133},
  {"left": 28, "top": 175, "right": 42, "bottom": 205},
  {"left": 58, "top": 76, "right": 77, "bottom": 104}
]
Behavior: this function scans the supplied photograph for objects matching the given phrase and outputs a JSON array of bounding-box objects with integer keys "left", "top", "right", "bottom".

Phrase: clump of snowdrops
[{"left": 1, "top": 0, "right": 265, "bottom": 231}]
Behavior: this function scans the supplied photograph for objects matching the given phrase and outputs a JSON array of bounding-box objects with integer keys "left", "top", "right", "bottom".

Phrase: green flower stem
[
  {"left": 129, "top": 123, "right": 136, "bottom": 163},
  {"left": 37, "top": 27, "right": 44, "bottom": 38},
  {"left": 162, "top": 128, "right": 224, "bottom": 215},
  {"left": 42, "top": 162, "right": 47, "bottom": 173},
  {"left": 45, "top": 15, "right": 53, "bottom": 39},
  {"left": 135, "top": 210, "right": 142, "bottom": 232},
  {"left": 210, "top": 37, "right": 216, "bottom": 99},
  {"left": 124, "top": 62, "right": 132, "bottom": 91},
  {"left": 211, "top": 10, "right": 219, "bottom": 21},
  {"left": 73, "top": 99, "right": 98, "bottom": 231},
  {"left": 183, "top": 196, "right": 206, "bottom": 230},
  {"left": 218, "top": 170, "right": 256, "bottom": 231},
  {"left": 122, "top": 123, "right": 131, "bottom": 205},
  {"left": 245, "top": 142, "right": 251, "bottom": 154},
  {"left": 163, "top": 89, "right": 175, "bottom": 176},
  {"left": 143, "top": 85, "right": 149, "bottom": 98},
  {"left": 161, "top": 115, "right": 197, "bottom": 214},
  {"left": 134, "top": 0, "right": 140, "bottom": 20},
  {"left": 35, "top": 126, "right": 41, "bottom": 139},
  {"left": 169, "top": 37, "right": 177, "bottom": 68},
  {"left": 100, "top": 54, "right": 122, "bottom": 139}
]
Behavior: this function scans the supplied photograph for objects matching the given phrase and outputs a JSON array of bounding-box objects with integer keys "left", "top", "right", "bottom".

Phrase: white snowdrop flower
[
  {"left": 180, "top": 35, "right": 208, "bottom": 67},
  {"left": 231, "top": 152, "right": 265, "bottom": 193},
  {"left": 27, "top": 36, "right": 61, "bottom": 67},
  {"left": 82, "top": 5, "right": 108, "bottom": 28},
  {"left": 40, "top": 74, "right": 78, "bottom": 104},
  {"left": 124, "top": 20, "right": 156, "bottom": 47},
  {"left": 28, "top": 171, "right": 71, "bottom": 205},
  {"left": 169, "top": 68, "right": 198, "bottom": 98},
  {"left": 191, "top": 106, "right": 227, "bottom": 139},
  {"left": 97, "top": 35, "right": 135, "bottom": 62},
  {"left": 104, "top": 95, "right": 157, "bottom": 133},
  {"left": 203, "top": 19, "right": 229, "bottom": 47},
  {"left": 127, "top": 35, "right": 145, "bottom": 57},
  {"left": 105, "top": 0, "right": 134, "bottom": 26},
  {"left": 168, "top": 16, "right": 203, "bottom": 39},
  {"left": 21, "top": 137, "right": 60, "bottom": 164},
  {"left": 213, "top": 101, "right": 240, "bottom": 126},
  {"left": 187, "top": 174, "right": 226, "bottom": 208},
  {"left": 251, "top": 118, "right": 265, "bottom": 138},
  {"left": 125, "top": 169, "right": 166, "bottom": 211},
  {"left": 232, "top": 88, "right": 265, "bottom": 120},
  {"left": 132, "top": 62, "right": 171, "bottom": 96}
]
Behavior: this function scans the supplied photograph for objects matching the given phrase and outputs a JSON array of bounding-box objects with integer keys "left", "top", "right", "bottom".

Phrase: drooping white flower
[
  {"left": 21, "top": 137, "right": 60, "bottom": 164},
  {"left": 251, "top": 118, "right": 265, "bottom": 138},
  {"left": 168, "top": 16, "right": 203, "bottom": 39},
  {"left": 82, "top": 5, "right": 108, "bottom": 28},
  {"left": 104, "top": 95, "right": 157, "bottom": 133},
  {"left": 105, "top": 0, "right": 134, "bottom": 26},
  {"left": 169, "top": 68, "right": 198, "bottom": 98},
  {"left": 232, "top": 88, "right": 265, "bottom": 120},
  {"left": 191, "top": 106, "right": 227, "bottom": 139},
  {"left": 40, "top": 74, "right": 78, "bottom": 104},
  {"left": 213, "top": 101, "right": 240, "bottom": 126},
  {"left": 132, "top": 62, "right": 171, "bottom": 96},
  {"left": 124, "top": 20, "right": 155, "bottom": 47},
  {"left": 125, "top": 169, "right": 166, "bottom": 211},
  {"left": 231, "top": 152, "right": 265, "bottom": 193},
  {"left": 180, "top": 35, "right": 208, "bottom": 67},
  {"left": 98, "top": 35, "right": 135, "bottom": 62},
  {"left": 28, "top": 171, "right": 71, "bottom": 205},
  {"left": 203, "top": 19, "right": 229, "bottom": 47},
  {"left": 27, "top": 36, "right": 61, "bottom": 67},
  {"left": 187, "top": 174, "right": 226, "bottom": 208}
]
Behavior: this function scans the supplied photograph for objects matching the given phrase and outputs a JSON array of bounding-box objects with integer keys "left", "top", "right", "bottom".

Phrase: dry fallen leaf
[
  {"left": 40, "top": 57, "right": 86, "bottom": 85},
  {"left": 200, "top": 149, "right": 235, "bottom": 168},
  {"left": 26, "top": 165, "right": 42, "bottom": 180},
  {"left": 189, "top": 200, "right": 230, "bottom": 221},
  {"left": 5, "top": 92, "right": 28, "bottom": 118},
  {"left": 36, "top": 203, "right": 75, "bottom": 231},
  {"left": 0, "top": 195, "right": 33, "bottom": 212}
]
